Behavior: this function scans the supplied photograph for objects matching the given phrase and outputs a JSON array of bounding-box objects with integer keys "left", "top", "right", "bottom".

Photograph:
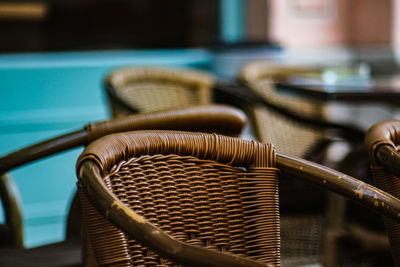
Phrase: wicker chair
[
  {"left": 237, "top": 61, "right": 374, "bottom": 266},
  {"left": 366, "top": 120, "right": 400, "bottom": 266},
  {"left": 105, "top": 67, "right": 214, "bottom": 117},
  {"left": 77, "top": 130, "right": 400, "bottom": 267},
  {"left": 239, "top": 61, "right": 329, "bottom": 157},
  {"left": 0, "top": 105, "right": 246, "bottom": 266}
]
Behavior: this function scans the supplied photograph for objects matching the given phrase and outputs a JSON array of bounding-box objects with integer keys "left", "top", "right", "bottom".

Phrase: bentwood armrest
[
  {"left": 0, "top": 105, "right": 246, "bottom": 174},
  {"left": 365, "top": 120, "right": 400, "bottom": 176},
  {"left": 84, "top": 105, "right": 246, "bottom": 143},
  {"left": 77, "top": 130, "right": 400, "bottom": 266},
  {"left": 277, "top": 153, "right": 400, "bottom": 222}
]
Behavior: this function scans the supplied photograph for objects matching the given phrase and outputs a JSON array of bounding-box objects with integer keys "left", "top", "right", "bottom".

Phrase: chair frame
[{"left": 78, "top": 130, "right": 400, "bottom": 267}]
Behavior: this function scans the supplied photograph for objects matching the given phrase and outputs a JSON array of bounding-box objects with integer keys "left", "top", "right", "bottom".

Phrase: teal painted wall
[{"left": 220, "top": 0, "right": 244, "bottom": 43}]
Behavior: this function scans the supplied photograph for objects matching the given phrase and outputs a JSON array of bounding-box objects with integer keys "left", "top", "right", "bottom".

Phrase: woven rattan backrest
[
  {"left": 240, "top": 62, "right": 326, "bottom": 157},
  {"left": 106, "top": 68, "right": 214, "bottom": 116},
  {"left": 366, "top": 120, "right": 400, "bottom": 265},
  {"left": 78, "top": 131, "right": 280, "bottom": 266},
  {"left": 240, "top": 62, "right": 324, "bottom": 119},
  {"left": 250, "top": 104, "right": 323, "bottom": 157}
]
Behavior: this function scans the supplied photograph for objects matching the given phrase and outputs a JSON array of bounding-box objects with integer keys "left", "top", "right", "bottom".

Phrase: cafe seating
[
  {"left": 77, "top": 130, "right": 400, "bottom": 266},
  {"left": 239, "top": 61, "right": 346, "bottom": 158},
  {"left": 366, "top": 120, "right": 400, "bottom": 266},
  {"left": 105, "top": 67, "right": 214, "bottom": 116},
  {"left": 0, "top": 105, "right": 246, "bottom": 266},
  {"left": 238, "top": 61, "right": 374, "bottom": 266}
]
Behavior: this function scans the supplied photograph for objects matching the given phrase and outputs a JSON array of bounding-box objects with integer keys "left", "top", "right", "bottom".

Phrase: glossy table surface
[{"left": 275, "top": 75, "right": 400, "bottom": 105}]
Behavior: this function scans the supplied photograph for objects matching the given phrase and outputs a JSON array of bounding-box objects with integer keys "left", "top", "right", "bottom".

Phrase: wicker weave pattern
[
  {"left": 251, "top": 105, "right": 323, "bottom": 157},
  {"left": 106, "top": 68, "right": 214, "bottom": 116},
  {"left": 105, "top": 156, "right": 280, "bottom": 265},
  {"left": 79, "top": 131, "right": 280, "bottom": 266},
  {"left": 241, "top": 63, "right": 326, "bottom": 157},
  {"left": 118, "top": 83, "right": 200, "bottom": 113},
  {"left": 280, "top": 215, "right": 324, "bottom": 266}
]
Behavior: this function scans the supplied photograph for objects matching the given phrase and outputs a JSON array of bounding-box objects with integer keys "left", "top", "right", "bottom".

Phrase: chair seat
[{"left": 0, "top": 238, "right": 81, "bottom": 267}]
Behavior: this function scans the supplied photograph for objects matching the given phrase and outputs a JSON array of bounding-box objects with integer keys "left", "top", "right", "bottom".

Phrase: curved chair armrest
[
  {"left": 0, "top": 105, "right": 246, "bottom": 174},
  {"left": 78, "top": 160, "right": 270, "bottom": 267},
  {"left": 0, "top": 130, "right": 88, "bottom": 175},
  {"left": 0, "top": 174, "right": 23, "bottom": 247},
  {"left": 365, "top": 120, "right": 400, "bottom": 175},
  {"left": 277, "top": 153, "right": 400, "bottom": 222},
  {"left": 104, "top": 67, "right": 215, "bottom": 116},
  {"left": 375, "top": 145, "right": 400, "bottom": 178},
  {"left": 85, "top": 105, "right": 247, "bottom": 143}
]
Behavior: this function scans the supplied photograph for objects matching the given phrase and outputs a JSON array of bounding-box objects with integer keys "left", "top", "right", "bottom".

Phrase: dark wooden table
[
  {"left": 275, "top": 77, "right": 400, "bottom": 105},
  {"left": 273, "top": 76, "right": 400, "bottom": 130}
]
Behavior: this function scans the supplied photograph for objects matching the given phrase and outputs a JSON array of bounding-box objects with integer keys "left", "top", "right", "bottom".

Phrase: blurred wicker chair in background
[
  {"left": 0, "top": 105, "right": 246, "bottom": 266},
  {"left": 105, "top": 67, "right": 214, "bottom": 117},
  {"left": 239, "top": 61, "right": 327, "bottom": 158},
  {"left": 239, "top": 62, "right": 334, "bottom": 266},
  {"left": 366, "top": 120, "right": 400, "bottom": 266},
  {"left": 77, "top": 130, "right": 400, "bottom": 267},
  {"left": 237, "top": 61, "right": 377, "bottom": 266}
]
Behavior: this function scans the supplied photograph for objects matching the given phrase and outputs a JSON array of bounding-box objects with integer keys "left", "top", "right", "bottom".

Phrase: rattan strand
[{"left": 79, "top": 131, "right": 280, "bottom": 266}]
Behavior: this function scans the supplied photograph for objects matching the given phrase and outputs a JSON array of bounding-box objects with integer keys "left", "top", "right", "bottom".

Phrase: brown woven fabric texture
[
  {"left": 240, "top": 62, "right": 326, "bottom": 157},
  {"left": 106, "top": 68, "right": 214, "bottom": 116},
  {"left": 78, "top": 131, "right": 280, "bottom": 266}
]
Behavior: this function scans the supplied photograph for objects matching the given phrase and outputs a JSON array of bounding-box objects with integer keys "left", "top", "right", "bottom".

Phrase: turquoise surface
[
  {"left": 220, "top": 0, "right": 244, "bottom": 43},
  {"left": 0, "top": 49, "right": 212, "bottom": 248}
]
